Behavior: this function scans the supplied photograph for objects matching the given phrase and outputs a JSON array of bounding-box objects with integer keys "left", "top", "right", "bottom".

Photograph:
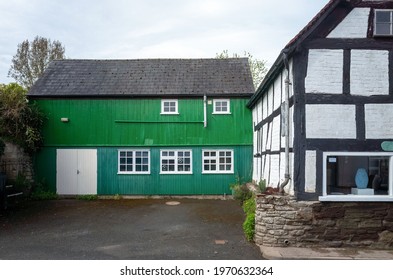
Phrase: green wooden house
[{"left": 28, "top": 58, "right": 254, "bottom": 196}]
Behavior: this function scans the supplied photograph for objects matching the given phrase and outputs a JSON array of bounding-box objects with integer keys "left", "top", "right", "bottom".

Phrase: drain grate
[{"left": 166, "top": 201, "right": 180, "bottom": 206}]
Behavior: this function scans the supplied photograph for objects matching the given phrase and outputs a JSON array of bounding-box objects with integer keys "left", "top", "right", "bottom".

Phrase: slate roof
[{"left": 28, "top": 58, "right": 254, "bottom": 98}]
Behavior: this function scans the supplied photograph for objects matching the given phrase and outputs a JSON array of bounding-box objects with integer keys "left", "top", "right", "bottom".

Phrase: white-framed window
[
  {"left": 320, "top": 152, "right": 393, "bottom": 202},
  {"left": 118, "top": 150, "right": 150, "bottom": 174},
  {"left": 202, "top": 150, "right": 234, "bottom": 174},
  {"left": 213, "top": 99, "right": 230, "bottom": 114},
  {"left": 160, "top": 150, "right": 192, "bottom": 174},
  {"left": 374, "top": 10, "right": 393, "bottom": 36},
  {"left": 161, "top": 99, "right": 178, "bottom": 114}
]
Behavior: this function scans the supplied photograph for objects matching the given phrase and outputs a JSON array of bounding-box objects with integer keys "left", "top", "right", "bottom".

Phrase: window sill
[
  {"left": 160, "top": 112, "right": 179, "bottom": 115},
  {"left": 212, "top": 112, "right": 231, "bottom": 115},
  {"left": 202, "top": 171, "right": 234, "bottom": 174},
  {"left": 319, "top": 195, "right": 393, "bottom": 202},
  {"left": 118, "top": 172, "right": 151, "bottom": 175},
  {"left": 160, "top": 172, "right": 193, "bottom": 175}
]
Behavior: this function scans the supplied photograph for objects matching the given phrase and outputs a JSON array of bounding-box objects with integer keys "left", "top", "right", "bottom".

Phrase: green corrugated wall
[
  {"left": 35, "top": 98, "right": 252, "bottom": 146},
  {"left": 98, "top": 146, "right": 253, "bottom": 195},
  {"left": 33, "top": 98, "right": 253, "bottom": 195}
]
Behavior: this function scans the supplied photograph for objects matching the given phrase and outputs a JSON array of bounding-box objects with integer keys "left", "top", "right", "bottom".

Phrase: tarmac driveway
[{"left": 0, "top": 198, "right": 263, "bottom": 260}]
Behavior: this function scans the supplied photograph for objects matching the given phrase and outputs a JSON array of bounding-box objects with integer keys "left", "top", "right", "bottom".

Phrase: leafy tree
[
  {"left": 8, "top": 36, "right": 65, "bottom": 89},
  {"left": 216, "top": 50, "right": 268, "bottom": 89},
  {"left": 0, "top": 83, "right": 44, "bottom": 154}
]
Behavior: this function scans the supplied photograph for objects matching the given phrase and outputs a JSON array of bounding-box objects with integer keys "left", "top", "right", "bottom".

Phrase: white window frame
[
  {"left": 160, "top": 150, "right": 193, "bottom": 174},
  {"left": 374, "top": 10, "right": 393, "bottom": 36},
  {"left": 202, "top": 149, "right": 234, "bottom": 174},
  {"left": 320, "top": 152, "right": 393, "bottom": 202},
  {"left": 161, "top": 99, "right": 179, "bottom": 115},
  {"left": 213, "top": 99, "right": 231, "bottom": 114},
  {"left": 118, "top": 149, "right": 150, "bottom": 175}
]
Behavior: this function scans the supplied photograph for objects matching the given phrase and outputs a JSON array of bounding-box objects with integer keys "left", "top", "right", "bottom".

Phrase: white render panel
[
  {"left": 256, "top": 99, "right": 263, "bottom": 124},
  {"left": 305, "top": 151, "right": 317, "bottom": 193},
  {"left": 252, "top": 157, "right": 259, "bottom": 182},
  {"left": 305, "top": 49, "right": 343, "bottom": 94},
  {"left": 264, "top": 155, "right": 271, "bottom": 184},
  {"left": 306, "top": 104, "right": 357, "bottom": 139},
  {"left": 269, "top": 154, "right": 280, "bottom": 188},
  {"left": 327, "top": 8, "right": 370, "bottom": 38},
  {"left": 267, "top": 85, "right": 274, "bottom": 116},
  {"left": 253, "top": 130, "right": 257, "bottom": 154},
  {"left": 273, "top": 74, "right": 282, "bottom": 112},
  {"left": 262, "top": 123, "right": 268, "bottom": 152},
  {"left": 271, "top": 116, "right": 281, "bottom": 152},
  {"left": 261, "top": 155, "right": 266, "bottom": 180},
  {"left": 266, "top": 122, "right": 272, "bottom": 151},
  {"left": 365, "top": 104, "right": 393, "bottom": 139},
  {"left": 262, "top": 94, "right": 268, "bottom": 119},
  {"left": 351, "top": 50, "right": 389, "bottom": 96}
]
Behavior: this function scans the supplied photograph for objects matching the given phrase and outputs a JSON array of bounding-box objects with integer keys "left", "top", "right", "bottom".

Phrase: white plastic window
[
  {"left": 161, "top": 150, "right": 192, "bottom": 174},
  {"left": 118, "top": 150, "right": 150, "bottom": 174},
  {"left": 203, "top": 150, "right": 233, "bottom": 174},
  {"left": 213, "top": 99, "right": 230, "bottom": 114},
  {"left": 161, "top": 100, "right": 178, "bottom": 114}
]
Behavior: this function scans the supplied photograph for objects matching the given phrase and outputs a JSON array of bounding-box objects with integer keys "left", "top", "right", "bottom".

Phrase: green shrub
[
  {"left": 243, "top": 212, "right": 255, "bottom": 241},
  {"left": 30, "top": 187, "right": 58, "bottom": 200},
  {"left": 258, "top": 179, "right": 266, "bottom": 193},
  {"left": 76, "top": 195, "right": 98, "bottom": 201},
  {"left": 242, "top": 196, "right": 256, "bottom": 242},
  {"left": 230, "top": 182, "right": 253, "bottom": 204},
  {"left": 242, "top": 195, "right": 256, "bottom": 213},
  {"left": 30, "top": 181, "right": 58, "bottom": 200}
]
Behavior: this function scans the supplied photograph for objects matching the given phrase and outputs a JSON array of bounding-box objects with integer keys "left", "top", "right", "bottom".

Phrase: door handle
[{"left": 77, "top": 170, "right": 80, "bottom": 175}]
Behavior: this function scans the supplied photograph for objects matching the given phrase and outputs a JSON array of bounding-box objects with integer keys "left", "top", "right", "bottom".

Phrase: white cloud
[{"left": 0, "top": 0, "right": 329, "bottom": 84}]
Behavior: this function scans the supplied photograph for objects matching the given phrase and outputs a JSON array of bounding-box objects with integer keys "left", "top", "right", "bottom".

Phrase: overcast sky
[{"left": 0, "top": 0, "right": 329, "bottom": 85}]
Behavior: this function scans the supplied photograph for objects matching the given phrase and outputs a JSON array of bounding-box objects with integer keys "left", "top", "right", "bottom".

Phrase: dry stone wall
[
  {"left": 0, "top": 142, "right": 33, "bottom": 182},
  {"left": 255, "top": 195, "right": 393, "bottom": 249}
]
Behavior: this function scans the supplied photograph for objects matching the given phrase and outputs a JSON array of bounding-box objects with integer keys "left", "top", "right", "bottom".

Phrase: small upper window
[
  {"left": 374, "top": 10, "right": 393, "bottom": 36},
  {"left": 213, "top": 99, "right": 230, "bottom": 114},
  {"left": 161, "top": 99, "right": 178, "bottom": 114}
]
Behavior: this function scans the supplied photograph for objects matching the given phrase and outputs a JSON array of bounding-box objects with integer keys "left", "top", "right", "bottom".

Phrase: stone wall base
[
  {"left": 0, "top": 142, "right": 33, "bottom": 182},
  {"left": 255, "top": 195, "right": 393, "bottom": 249}
]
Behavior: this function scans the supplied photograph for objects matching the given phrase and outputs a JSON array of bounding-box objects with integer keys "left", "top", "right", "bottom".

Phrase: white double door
[{"left": 56, "top": 149, "right": 97, "bottom": 195}]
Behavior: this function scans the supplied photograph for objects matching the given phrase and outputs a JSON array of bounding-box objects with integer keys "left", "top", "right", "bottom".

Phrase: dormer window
[{"left": 374, "top": 10, "right": 393, "bottom": 36}]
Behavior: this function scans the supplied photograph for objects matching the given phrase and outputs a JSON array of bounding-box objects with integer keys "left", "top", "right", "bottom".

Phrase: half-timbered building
[{"left": 248, "top": 0, "right": 393, "bottom": 201}]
